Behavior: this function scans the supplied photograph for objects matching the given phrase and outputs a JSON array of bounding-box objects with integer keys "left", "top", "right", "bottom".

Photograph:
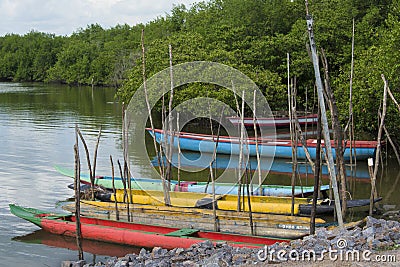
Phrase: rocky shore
[{"left": 62, "top": 216, "right": 400, "bottom": 267}]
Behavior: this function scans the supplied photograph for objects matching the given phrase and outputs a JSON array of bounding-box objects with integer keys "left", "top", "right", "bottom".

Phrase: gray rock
[
  {"left": 113, "top": 261, "right": 127, "bottom": 267},
  {"left": 72, "top": 260, "right": 87, "bottom": 267},
  {"left": 61, "top": 261, "right": 73, "bottom": 267},
  {"left": 182, "top": 260, "right": 197, "bottom": 267},
  {"left": 199, "top": 240, "right": 214, "bottom": 249}
]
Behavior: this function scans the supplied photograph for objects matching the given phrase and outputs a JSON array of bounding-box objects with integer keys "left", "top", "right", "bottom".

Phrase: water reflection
[
  {"left": 1, "top": 82, "right": 400, "bottom": 266},
  {"left": 13, "top": 230, "right": 141, "bottom": 257},
  {"left": 0, "top": 82, "right": 123, "bottom": 266}
]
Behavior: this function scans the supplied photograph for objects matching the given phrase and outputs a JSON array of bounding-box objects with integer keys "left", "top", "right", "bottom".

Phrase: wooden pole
[
  {"left": 165, "top": 44, "right": 175, "bottom": 184},
  {"left": 76, "top": 128, "right": 93, "bottom": 200},
  {"left": 305, "top": 5, "right": 343, "bottom": 227},
  {"left": 320, "top": 49, "right": 347, "bottom": 216},
  {"left": 252, "top": 90, "right": 263, "bottom": 196},
  {"left": 125, "top": 161, "right": 132, "bottom": 220},
  {"left": 287, "top": 55, "right": 297, "bottom": 216},
  {"left": 209, "top": 163, "right": 218, "bottom": 232},
  {"left": 291, "top": 78, "right": 298, "bottom": 216},
  {"left": 368, "top": 157, "right": 375, "bottom": 216},
  {"left": 122, "top": 105, "right": 133, "bottom": 217},
  {"left": 117, "top": 159, "right": 129, "bottom": 221},
  {"left": 379, "top": 112, "right": 400, "bottom": 165},
  {"left": 110, "top": 155, "right": 119, "bottom": 220},
  {"left": 293, "top": 112, "right": 315, "bottom": 171},
  {"left": 245, "top": 167, "right": 254, "bottom": 235},
  {"left": 74, "top": 125, "right": 83, "bottom": 260},
  {"left": 92, "top": 127, "right": 102, "bottom": 199},
  {"left": 237, "top": 91, "right": 245, "bottom": 211},
  {"left": 176, "top": 112, "right": 181, "bottom": 189},
  {"left": 348, "top": 18, "right": 356, "bottom": 179},
  {"left": 205, "top": 105, "right": 224, "bottom": 193},
  {"left": 310, "top": 109, "right": 321, "bottom": 234},
  {"left": 141, "top": 29, "right": 170, "bottom": 206},
  {"left": 369, "top": 75, "right": 388, "bottom": 214},
  {"left": 206, "top": 105, "right": 225, "bottom": 230}
]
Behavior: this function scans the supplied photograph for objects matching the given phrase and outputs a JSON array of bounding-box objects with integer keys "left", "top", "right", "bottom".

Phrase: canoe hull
[
  {"left": 63, "top": 201, "right": 316, "bottom": 239},
  {"left": 95, "top": 189, "right": 379, "bottom": 216},
  {"left": 10, "top": 204, "right": 287, "bottom": 249},
  {"left": 148, "top": 129, "right": 377, "bottom": 161},
  {"left": 56, "top": 165, "right": 330, "bottom": 197}
]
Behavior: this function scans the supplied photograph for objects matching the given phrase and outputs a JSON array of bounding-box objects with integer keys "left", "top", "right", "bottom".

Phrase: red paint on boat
[{"left": 37, "top": 215, "right": 286, "bottom": 249}]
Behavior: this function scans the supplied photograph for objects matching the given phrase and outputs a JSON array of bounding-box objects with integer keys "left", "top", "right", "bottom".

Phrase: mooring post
[
  {"left": 74, "top": 125, "right": 83, "bottom": 260},
  {"left": 305, "top": 5, "right": 344, "bottom": 227}
]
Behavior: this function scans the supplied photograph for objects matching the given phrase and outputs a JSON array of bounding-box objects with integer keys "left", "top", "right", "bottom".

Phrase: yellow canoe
[{"left": 96, "top": 189, "right": 319, "bottom": 215}]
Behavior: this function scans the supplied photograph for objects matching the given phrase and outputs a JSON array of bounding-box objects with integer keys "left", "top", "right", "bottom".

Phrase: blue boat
[
  {"left": 151, "top": 152, "right": 371, "bottom": 180},
  {"left": 147, "top": 128, "right": 377, "bottom": 161}
]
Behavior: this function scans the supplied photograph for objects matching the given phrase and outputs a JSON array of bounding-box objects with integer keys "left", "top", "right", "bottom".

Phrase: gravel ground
[{"left": 62, "top": 216, "right": 400, "bottom": 267}]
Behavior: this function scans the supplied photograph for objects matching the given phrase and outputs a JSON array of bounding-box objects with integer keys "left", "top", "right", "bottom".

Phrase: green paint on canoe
[
  {"left": 54, "top": 165, "right": 173, "bottom": 191},
  {"left": 9, "top": 204, "right": 70, "bottom": 227}
]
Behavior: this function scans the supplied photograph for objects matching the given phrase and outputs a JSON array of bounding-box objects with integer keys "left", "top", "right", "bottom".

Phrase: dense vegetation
[{"left": 0, "top": 0, "right": 399, "bottom": 140}]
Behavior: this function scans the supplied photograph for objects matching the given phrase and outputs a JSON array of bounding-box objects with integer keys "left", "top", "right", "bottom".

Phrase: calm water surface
[
  {"left": 1, "top": 82, "right": 400, "bottom": 266},
  {"left": 0, "top": 83, "right": 131, "bottom": 266}
]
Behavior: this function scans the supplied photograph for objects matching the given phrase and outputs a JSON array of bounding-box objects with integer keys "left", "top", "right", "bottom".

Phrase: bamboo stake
[
  {"left": 160, "top": 85, "right": 167, "bottom": 176},
  {"left": 204, "top": 106, "right": 224, "bottom": 193},
  {"left": 110, "top": 155, "right": 119, "bottom": 221},
  {"left": 321, "top": 49, "right": 347, "bottom": 216},
  {"left": 370, "top": 75, "right": 388, "bottom": 214},
  {"left": 176, "top": 112, "right": 181, "bottom": 189},
  {"left": 117, "top": 159, "right": 129, "bottom": 221},
  {"left": 122, "top": 105, "right": 133, "bottom": 215},
  {"left": 209, "top": 164, "right": 218, "bottom": 231},
  {"left": 252, "top": 90, "right": 263, "bottom": 196},
  {"left": 245, "top": 167, "right": 254, "bottom": 235},
  {"left": 368, "top": 158, "right": 376, "bottom": 216},
  {"left": 348, "top": 18, "right": 356, "bottom": 180},
  {"left": 141, "top": 29, "right": 170, "bottom": 206},
  {"left": 305, "top": 5, "right": 343, "bottom": 227},
  {"left": 237, "top": 91, "right": 245, "bottom": 211},
  {"left": 373, "top": 75, "right": 388, "bottom": 181},
  {"left": 292, "top": 112, "right": 315, "bottom": 171},
  {"left": 165, "top": 44, "right": 175, "bottom": 184},
  {"left": 76, "top": 128, "right": 94, "bottom": 200},
  {"left": 380, "top": 113, "right": 400, "bottom": 165},
  {"left": 310, "top": 109, "right": 321, "bottom": 234},
  {"left": 124, "top": 161, "right": 132, "bottom": 219},
  {"left": 74, "top": 125, "right": 83, "bottom": 260},
  {"left": 287, "top": 55, "right": 297, "bottom": 216},
  {"left": 207, "top": 107, "right": 225, "bottom": 230},
  {"left": 92, "top": 127, "right": 102, "bottom": 198}
]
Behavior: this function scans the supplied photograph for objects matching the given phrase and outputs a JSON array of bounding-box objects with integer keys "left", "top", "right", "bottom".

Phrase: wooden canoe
[
  {"left": 9, "top": 204, "right": 288, "bottom": 249},
  {"left": 55, "top": 165, "right": 330, "bottom": 197},
  {"left": 147, "top": 128, "right": 378, "bottom": 161},
  {"left": 62, "top": 201, "right": 325, "bottom": 239},
  {"left": 95, "top": 189, "right": 380, "bottom": 216},
  {"left": 227, "top": 114, "right": 318, "bottom": 128},
  {"left": 95, "top": 189, "right": 310, "bottom": 214}
]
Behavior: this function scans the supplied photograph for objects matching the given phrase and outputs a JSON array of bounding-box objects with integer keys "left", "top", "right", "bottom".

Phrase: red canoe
[{"left": 10, "top": 204, "right": 288, "bottom": 249}]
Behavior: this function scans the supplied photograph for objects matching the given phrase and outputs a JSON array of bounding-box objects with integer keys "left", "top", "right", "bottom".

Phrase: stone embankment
[{"left": 62, "top": 216, "right": 400, "bottom": 266}]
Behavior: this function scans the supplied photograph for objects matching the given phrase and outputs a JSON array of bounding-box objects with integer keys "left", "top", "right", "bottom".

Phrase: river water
[{"left": 1, "top": 82, "right": 399, "bottom": 266}]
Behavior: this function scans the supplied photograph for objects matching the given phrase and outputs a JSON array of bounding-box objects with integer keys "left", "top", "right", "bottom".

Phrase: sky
[{"left": 0, "top": 0, "right": 200, "bottom": 36}]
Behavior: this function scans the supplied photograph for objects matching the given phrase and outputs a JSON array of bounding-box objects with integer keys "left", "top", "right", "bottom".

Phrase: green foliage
[{"left": 0, "top": 0, "right": 400, "bottom": 139}]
